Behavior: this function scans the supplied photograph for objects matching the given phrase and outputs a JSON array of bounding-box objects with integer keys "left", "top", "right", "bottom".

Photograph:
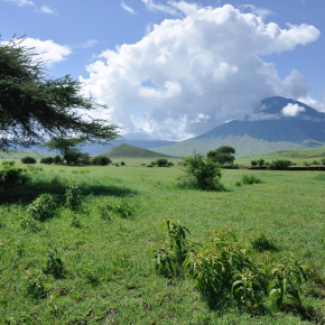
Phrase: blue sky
[{"left": 1, "top": 0, "right": 325, "bottom": 140}]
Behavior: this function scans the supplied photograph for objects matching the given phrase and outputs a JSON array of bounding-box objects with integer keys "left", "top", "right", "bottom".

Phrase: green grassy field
[{"left": 1, "top": 159, "right": 325, "bottom": 324}]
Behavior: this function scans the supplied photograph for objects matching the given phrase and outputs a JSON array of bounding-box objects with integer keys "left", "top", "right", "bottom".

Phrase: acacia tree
[
  {"left": 207, "top": 146, "right": 236, "bottom": 165},
  {"left": 0, "top": 35, "right": 119, "bottom": 151}
]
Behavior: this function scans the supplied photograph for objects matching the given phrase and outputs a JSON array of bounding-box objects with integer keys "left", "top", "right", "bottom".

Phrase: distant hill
[
  {"left": 101, "top": 144, "right": 176, "bottom": 158},
  {"left": 151, "top": 96, "right": 325, "bottom": 157}
]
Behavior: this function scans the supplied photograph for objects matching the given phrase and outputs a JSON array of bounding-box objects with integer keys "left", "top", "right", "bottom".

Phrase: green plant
[
  {"left": 167, "top": 161, "right": 174, "bottom": 167},
  {"left": 303, "top": 161, "right": 310, "bottom": 167},
  {"left": 156, "top": 159, "right": 168, "bottom": 167},
  {"left": 235, "top": 181, "right": 242, "bottom": 187},
  {"left": 44, "top": 249, "right": 66, "bottom": 279},
  {"left": 251, "top": 234, "right": 279, "bottom": 252},
  {"left": 21, "top": 156, "right": 36, "bottom": 164},
  {"left": 115, "top": 163, "right": 120, "bottom": 167},
  {"left": 0, "top": 167, "right": 29, "bottom": 189},
  {"left": 241, "top": 175, "right": 262, "bottom": 185},
  {"left": 65, "top": 184, "right": 83, "bottom": 211},
  {"left": 26, "top": 165, "right": 43, "bottom": 173},
  {"left": 258, "top": 159, "right": 265, "bottom": 167},
  {"left": 321, "top": 158, "right": 325, "bottom": 166},
  {"left": 121, "top": 161, "right": 125, "bottom": 166},
  {"left": 25, "top": 270, "right": 47, "bottom": 299},
  {"left": 147, "top": 164, "right": 154, "bottom": 168},
  {"left": 207, "top": 146, "right": 236, "bottom": 165},
  {"left": 251, "top": 160, "right": 257, "bottom": 167},
  {"left": 99, "top": 203, "right": 114, "bottom": 222},
  {"left": 181, "top": 152, "right": 224, "bottom": 191},
  {"left": 28, "top": 194, "right": 57, "bottom": 221},
  {"left": 114, "top": 201, "right": 134, "bottom": 218},
  {"left": 91, "top": 156, "right": 111, "bottom": 166},
  {"left": 71, "top": 214, "right": 82, "bottom": 228},
  {"left": 312, "top": 160, "right": 320, "bottom": 165},
  {"left": 313, "top": 174, "right": 325, "bottom": 181},
  {"left": 155, "top": 220, "right": 194, "bottom": 278},
  {"left": 1, "top": 160, "right": 15, "bottom": 167},
  {"left": 40, "top": 157, "right": 54, "bottom": 165},
  {"left": 20, "top": 216, "right": 41, "bottom": 233},
  {"left": 268, "top": 160, "right": 292, "bottom": 170}
]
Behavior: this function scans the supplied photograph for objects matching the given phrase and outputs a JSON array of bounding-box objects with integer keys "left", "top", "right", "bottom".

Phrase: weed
[
  {"left": 242, "top": 175, "right": 263, "bottom": 185},
  {"left": 99, "top": 203, "right": 114, "bottom": 222},
  {"left": 28, "top": 194, "right": 57, "bottom": 221},
  {"left": 20, "top": 216, "right": 41, "bottom": 233},
  {"left": 65, "top": 184, "right": 83, "bottom": 211},
  {"left": 155, "top": 219, "right": 194, "bottom": 278},
  {"left": 25, "top": 270, "right": 47, "bottom": 299},
  {"left": 44, "top": 249, "right": 66, "bottom": 279},
  {"left": 251, "top": 234, "right": 279, "bottom": 252},
  {"left": 114, "top": 201, "right": 134, "bottom": 218},
  {"left": 71, "top": 214, "right": 82, "bottom": 228},
  {"left": 235, "top": 181, "right": 242, "bottom": 187}
]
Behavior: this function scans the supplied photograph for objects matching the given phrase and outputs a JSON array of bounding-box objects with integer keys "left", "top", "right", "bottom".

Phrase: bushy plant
[
  {"left": 0, "top": 167, "right": 29, "bottom": 189},
  {"left": 251, "top": 160, "right": 257, "bottom": 166},
  {"left": 167, "top": 161, "right": 174, "bottom": 167},
  {"left": 176, "top": 175, "right": 197, "bottom": 189},
  {"left": 100, "top": 200, "right": 134, "bottom": 219},
  {"left": 65, "top": 184, "right": 83, "bottom": 211},
  {"left": 321, "top": 158, "right": 325, "bottom": 166},
  {"left": 235, "top": 181, "right": 242, "bottom": 187},
  {"left": 121, "top": 161, "right": 125, "bottom": 166},
  {"left": 312, "top": 160, "right": 320, "bottom": 165},
  {"left": 155, "top": 220, "right": 194, "bottom": 278},
  {"left": 26, "top": 165, "right": 43, "bottom": 173},
  {"left": 20, "top": 216, "right": 41, "bottom": 233},
  {"left": 1, "top": 160, "right": 15, "bottom": 167},
  {"left": 21, "top": 156, "right": 36, "bottom": 164},
  {"left": 268, "top": 159, "right": 292, "bottom": 170},
  {"left": 180, "top": 152, "right": 224, "bottom": 191},
  {"left": 40, "top": 157, "right": 54, "bottom": 165},
  {"left": 115, "top": 163, "right": 119, "bottom": 167},
  {"left": 91, "top": 155, "right": 111, "bottom": 166},
  {"left": 241, "top": 175, "right": 262, "bottom": 185},
  {"left": 258, "top": 159, "right": 265, "bottom": 167},
  {"left": 71, "top": 214, "right": 82, "bottom": 228},
  {"left": 28, "top": 194, "right": 57, "bottom": 221},
  {"left": 147, "top": 164, "right": 154, "bottom": 168},
  {"left": 53, "top": 155, "right": 63, "bottom": 164},
  {"left": 150, "top": 161, "right": 157, "bottom": 166},
  {"left": 25, "top": 270, "right": 47, "bottom": 299},
  {"left": 44, "top": 249, "right": 66, "bottom": 279},
  {"left": 156, "top": 158, "right": 168, "bottom": 167},
  {"left": 251, "top": 234, "right": 279, "bottom": 252},
  {"left": 207, "top": 146, "right": 236, "bottom": 165}
]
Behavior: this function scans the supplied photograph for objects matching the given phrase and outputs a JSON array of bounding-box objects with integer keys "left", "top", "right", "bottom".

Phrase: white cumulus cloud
[
  {"left": 80, "top": 2, "right": 320, "bottom": 140},
  {"left": 281, "top": 103, "right": 306, "bottom": 117},
  {"left": 39, "top": 5, "right": 57, "bottom": 14},
  {"left": 2, "top": 38, "right": 71, "bottom": 66},
  {"left": 121, "top": 1, "right": 137, "bottom": 14}
]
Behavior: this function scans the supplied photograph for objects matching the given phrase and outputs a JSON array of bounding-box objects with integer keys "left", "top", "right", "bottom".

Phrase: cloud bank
[{"left": 80, "top": 2, "right": 320, "bottom": 140}]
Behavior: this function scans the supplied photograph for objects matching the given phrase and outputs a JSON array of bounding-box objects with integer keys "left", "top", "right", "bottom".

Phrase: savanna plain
[{"left": 1, "top": 159, "right": 325, "bottom": 325}]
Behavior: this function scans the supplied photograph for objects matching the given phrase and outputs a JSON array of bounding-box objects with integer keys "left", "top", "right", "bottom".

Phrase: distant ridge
[{"left": 101, "top": 144, "right": 176, "bottom": 158}]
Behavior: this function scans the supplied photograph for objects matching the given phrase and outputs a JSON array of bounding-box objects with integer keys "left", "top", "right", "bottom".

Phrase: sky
[{"left": 1, "top": 0, "right": 325, "bottom": 140}]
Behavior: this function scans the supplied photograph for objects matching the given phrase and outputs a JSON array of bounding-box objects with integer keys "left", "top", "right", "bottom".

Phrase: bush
[
  {"left": 91, "top": 155, "right": 111, "bottom": 166},
  {"left": 251, "top": 234, "right": 279, "bottom": 252},
  {"left": 156, "top": 158, "right": 168, "bottom": 167},
  {"left": 321, "top": 158, "right": 325, "bottom": 166},
  {"left": 44, "top": 249, "right": 66, "bottom": 279},
  {"left": 312, "top": 160, "right": 320, "bottom": 165},
  {"left": 258, "top": 159, "right": 265, "bottom": 167},
  {"left": 40, "top": 157, "right": 54, "bottom": 165},
  {"left": 2, "top": 160, "right": 15, "bottom": 167},
  {"left": 65, "top": 185, "right": 83, "bottom": 211},
  {"left": 167, "top": 161, "right": 174, "bottom": 167},
  {"left": 121, "top": 161, "right": 125, "bottom": 166},
  {"left": 101, "top": 200, "right": 134, "bottom": 219},
  {"left": 21, "top": 156, "right": 37, "bottom": 164},
  {"left": 241, "top": 175, "right": 262, "bottom": 185},
  {"left": 53, "top": 155, "right": 63, "bottom": 164},
  {"left": 207, "top": 146, "right": 236, "bottom": 165},
  {"left": 235, "top": 181, "right": 242, "bottom": 186},
  {"left": 147, "top": 164, "right": 154, "bottom": 167},
  {"left": 268, "top": 159, "right": 292, "bottom": 170},
  {"left": 180, "top": 152, "right": 224, "bottom": 191},
  {"left": 150, "top": 161, "right": 157, "bottom": 166},
  {"left": 115, "top": 163, "right": 119, "bottom": 167},
  {"left": 25, "top": 270, "right": 47, "bottom": 299},
  {"left": 303, "top": 161, "right": 310, "bottom": 167},
  {"left": 251, "top": 160, "right": 257, "bottom": 166},
  {"left": 0, "top": 167, "right": 29, "bottom": 189},
  {"left": 28, "top": 194, "right": 57, "bottom": 221}
]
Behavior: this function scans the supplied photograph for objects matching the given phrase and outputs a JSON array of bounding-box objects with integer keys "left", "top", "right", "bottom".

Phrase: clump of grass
[
  {"left": 44, "top": 249, "right": 66, "bottom": 279},
  {"left": 100, "top": 200, "right": 135, "bottom": 219},
  {"left": 313, "top": 174, "right": 325, "bottom": 181},
  {"left": 25, "top": 270, "right": 47, "bottom": 299},
  {"left": 28, "top": 194, "right": 57, "bottom": 222},
  {"left": 242, "top": 175, "right": 262, "bottom": 185},
  {"left": 251, "top": 234, "right": 279, "bottom": 252},
  {"left": 71, "top": 214, "right": 82, "bottom": 228},
  {"left": 235, "top": 181, "right": 242, "bottom": 187}
]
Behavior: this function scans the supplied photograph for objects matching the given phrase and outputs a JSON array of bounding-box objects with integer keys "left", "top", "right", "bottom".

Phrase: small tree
[
  {"left": 40, "top": 157, "right": 54, "bottom": 165},
  {"left": 92, "top": 156, "right": 111, "bottom": 166},
  {"left": 207, "top": 146, "right": 235, "bottom": 165},
  {"left": 53, "top": 155, "right": 63, "bottom": 164},
  {"left": 156, "top": 159, "right": 168, "bottom": 167},
  {"left": 183, "top": 152, "right": 224, "bottom": 190},
  {"left": 258, "top": 159, "right": 265, "bottom": 167},
  {"left": 251, "top": 160, "right": 257, "bottom": 167},
  {"left": 21, "top": 156, "right": 36, "bottom": 164}
]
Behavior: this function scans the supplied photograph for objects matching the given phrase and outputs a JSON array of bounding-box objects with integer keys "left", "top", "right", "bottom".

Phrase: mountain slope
[
  {"left": 101, "top": 144, "right": 175, "bottom": 158},
  {"left": 151, "top": 97, "right": 325, "bottom": 157}
]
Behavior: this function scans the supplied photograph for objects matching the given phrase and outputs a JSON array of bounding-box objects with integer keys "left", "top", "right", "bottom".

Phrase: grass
[{"left": 1, "top": 159, "right": 325, "bottom": 324}]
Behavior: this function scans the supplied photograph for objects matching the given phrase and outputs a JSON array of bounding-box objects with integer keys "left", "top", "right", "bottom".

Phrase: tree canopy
[
  {"left": 207, "top": 146, "right": 236, "bottom": 165},
  {"left": 0, "top": 35, "right": 119, "bottom": 150}
]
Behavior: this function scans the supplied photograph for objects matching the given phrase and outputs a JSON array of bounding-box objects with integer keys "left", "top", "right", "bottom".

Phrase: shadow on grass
[{"left": 0, "top": 180, "right": 138, "bottom": 205}]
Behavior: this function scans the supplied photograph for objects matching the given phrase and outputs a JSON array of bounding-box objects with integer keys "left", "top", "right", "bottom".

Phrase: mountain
[
  {"left": 151, "top": 96, "right": 325, "bottom": 157},
  {"left": 101, "top": 144, "right": 176, "bottom": 158},
  {"left": 81, "top": 140, "right": 178, "bottom": 156}
]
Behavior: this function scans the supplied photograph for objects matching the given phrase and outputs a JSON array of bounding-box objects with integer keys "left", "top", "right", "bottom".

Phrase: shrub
[
  {"left": 65, "top": 184, "right": 83, "bottom": 211},
  {"left": 91, "top": 155, "right": 111, "bottom": 166},
  {"left": 176, "top": 175, "right": 197, "bottom": 189},
  {"left": 115, "top": 163, "right": 119, "bottom": 167},
  {"left": 25, "top": 270, "right": 47, "bottom": 299},
  {"left": 101, "top": 200, "right": 134, "bottom": 219},
  {"left": 251, "top": 234, "right": 279, "bottom": 252},
  {"left": 0, "top": 167, "right": 29, "bottom": 189},
  {"left": 155, "top": 220, "right": 193, "bottom": 278},
  {"left": 268, "top": 159, "right": 292, "bottom": 170},
  {"left": 53, "top": 155, "right": 63, "bottom": 164},
  {"left": 156, "top": 158, "right": 168, "bottom": 167},
  {"left": 150, "top": 161, "right": 157, "bottom": 166},
  {"left": 21, "top": 156, "right": 37, "bottom": 164},
  {"left": 20, "top": 216, "right": 41, "bottom": 233},
  {"left": 321, "top": 158, "right": 325, "bottom": 166},
  {"left": 147, "top": 164, "right": 154, "bottom": 168},
  {"left": 26, "top": 165, "right": 43, "bottom": 173},
  {"left": 303, "top": 161, "right": 310, "bottom": 167},
  {"left": 241, "top": 175, "right": 262, "bottom": 185},
  {"left": 40, "top": 157, "right": 54, "bottom": 165},
  {"left": 167, "top": 161, "right": 174, "bottom": 167},
  {"left": 71, "top": 214, "right": 82, "bottom": 228},
  {"left": 44, "top": 249, "right": 66, "bottom": 279},
  {"left": 28, "top": 194, "right": 57, "bottom": 222},
  {"left": 313, "top": 160, "right": 320, "bottom": 165},
  {"left": 1, "top": 160, "right": 15, "bottom": 167},
  {"left": 235, "top": 181, "right": 242, "bottom": 186},
  {"left": 180, "top": 152, "right": 224, "bottom": 191},
  {"left": 251, "top": 160, "right": 257, "bottom": 166},
  {"left": 121, "top": 161, "right": 125, "bottom": 166},
  {"left": 258, "top": 159, "right": 265, "bottom": 167}
]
